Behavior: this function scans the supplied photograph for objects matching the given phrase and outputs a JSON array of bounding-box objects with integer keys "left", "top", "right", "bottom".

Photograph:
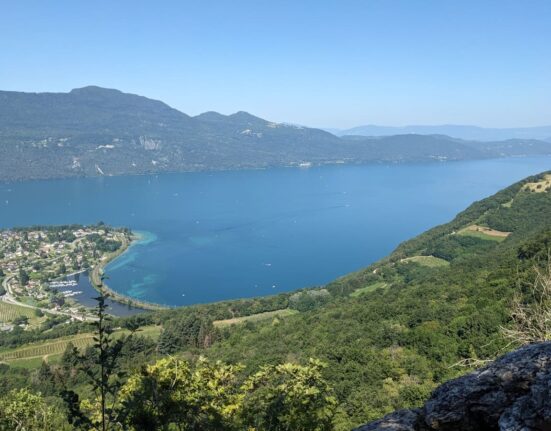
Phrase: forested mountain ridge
[
  {"left": 331, "top": 123, "right": 551, "bottom": 141},
  {"left": 1, "top": 86, "right": 551, "bottom": 181},
  {"left": 1, "top": 175, "right": 551, "bottom": 429}
]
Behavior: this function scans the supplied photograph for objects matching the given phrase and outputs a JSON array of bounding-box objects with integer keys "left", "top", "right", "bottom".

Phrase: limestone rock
[{"left": 354, "top": 342, "right": 551, "bottom": 431}]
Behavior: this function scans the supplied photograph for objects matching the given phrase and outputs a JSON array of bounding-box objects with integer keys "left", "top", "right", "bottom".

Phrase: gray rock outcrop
[{"left": 354, "top": 342, "right": 551, "bottom": 431}]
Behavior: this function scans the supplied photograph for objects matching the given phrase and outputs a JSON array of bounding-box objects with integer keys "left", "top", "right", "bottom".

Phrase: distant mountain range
[
  {"left": 1, "top": 86, "right": 551, "bottom": 181},
  {"left": 327, "top": 124, "right": 551, "bottom": 142}
]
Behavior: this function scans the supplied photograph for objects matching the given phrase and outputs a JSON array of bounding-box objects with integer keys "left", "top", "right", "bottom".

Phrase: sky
[{"left": 1, "top": 0, "right": 550, "bottom": 128}]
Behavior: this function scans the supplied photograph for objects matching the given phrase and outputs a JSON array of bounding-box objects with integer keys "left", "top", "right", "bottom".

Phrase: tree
[
  {"left": 157, "top": 312, "right": 216, "bottom": 354},
  {"left": 12, "top": 315, "right": 29, "bottom": 326},
  {"left": 119, "top": 356, "right": 242, "bottom": 430},
  {"left": 19, "top": 269, "right": 29, "bottom": 286},
  {"left": 0, "top": 388, "right": 68, "bottom": 430},
  {"left": 62, "top": 294, "right": 127, "bottom": 431},
  {"left": 240, "top": 359, "right": 337, "bottom": 431}
]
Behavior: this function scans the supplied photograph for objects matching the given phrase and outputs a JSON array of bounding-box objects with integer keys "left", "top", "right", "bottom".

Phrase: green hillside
[
  {"left": 1, "top": 171, "right": 550, "bottom": 430},
  {"left": 204, "top": 170, "right": 551, "bottom": 428},
  {"left": 1, "top": 87, "right": 550, "bottom": 181}
]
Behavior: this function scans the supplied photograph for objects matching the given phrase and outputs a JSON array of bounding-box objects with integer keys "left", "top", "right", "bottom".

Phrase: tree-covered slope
[
  {"left": 1, "top": 86, "right": 550, "bottom": 181},
  {"left": 203, "top": 171, "right": 551, "bottom": 429},
  {"left": 1, "top": 172, "right": 551, "bottom": 430}
]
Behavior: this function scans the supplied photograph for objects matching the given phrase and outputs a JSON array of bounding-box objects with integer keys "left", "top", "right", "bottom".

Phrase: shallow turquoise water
[{"left": 1, "top": 158, "right": 550, "bottom": 306}]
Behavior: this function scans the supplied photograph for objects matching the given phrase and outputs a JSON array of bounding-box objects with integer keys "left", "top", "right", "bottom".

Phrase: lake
[{"left": 1, "top": 157, "right": 550, "bottom": 308}]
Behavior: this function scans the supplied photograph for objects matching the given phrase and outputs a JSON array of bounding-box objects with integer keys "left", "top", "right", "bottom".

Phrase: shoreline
[
  {"left": 2, "top": 155, "right": 544, "bottom": 185},
  {"left": 88, "top": 232, "right": 169, "bottom": 312}
]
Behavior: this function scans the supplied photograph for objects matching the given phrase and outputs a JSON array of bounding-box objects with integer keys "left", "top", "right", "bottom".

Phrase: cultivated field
[
  {"left": 458, "top": 225, "right": 510, "bottom": 241},
  {"left": 0, "top": 325, "right": 162, "bottom": 366},
  {"left": 351, "top": 281, "right": 389, "bottom": 297},
  {"left": 0, "top": 301, "right": 48, "bottom": 327},
  {"left": 213, "top": 309, "right": 298, "bottom": 328},
  {"left": 400, "top": 255, "right": 450, "bottom": 268}
]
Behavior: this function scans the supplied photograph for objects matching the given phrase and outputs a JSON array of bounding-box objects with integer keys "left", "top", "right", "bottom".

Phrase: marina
[{"left": 49, "top": 280, "right": 79, "bottom": 289}]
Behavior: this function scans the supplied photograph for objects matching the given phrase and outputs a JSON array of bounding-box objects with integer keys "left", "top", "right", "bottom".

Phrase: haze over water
[{"left": 1, "top": 158, "right": 550, "bottom": 306}]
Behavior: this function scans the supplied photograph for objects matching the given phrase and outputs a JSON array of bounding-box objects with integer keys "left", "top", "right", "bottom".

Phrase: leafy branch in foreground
[
  {"left": 240, "top": 359, "right": 337, "bottom": 431},
  {"left": 117, "top": 356, "right": 337, "bottom": 431},
  {"left": 0, "top": 388, "right": 69, "bottom": 431}
]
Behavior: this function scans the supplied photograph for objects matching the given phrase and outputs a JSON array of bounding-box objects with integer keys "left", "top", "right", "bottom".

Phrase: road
[{"left": 1, "top": 275, "right": 96, "bottom": 322}]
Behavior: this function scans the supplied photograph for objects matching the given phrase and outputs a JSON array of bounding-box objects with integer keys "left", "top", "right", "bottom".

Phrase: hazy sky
[{"left": 1, "top": 0, "right": 550, "bottom": 128}]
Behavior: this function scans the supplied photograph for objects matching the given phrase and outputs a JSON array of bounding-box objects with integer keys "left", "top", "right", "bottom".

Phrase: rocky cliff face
[{"left": 354, "top": 342, "right": 551, "bottom": 431}]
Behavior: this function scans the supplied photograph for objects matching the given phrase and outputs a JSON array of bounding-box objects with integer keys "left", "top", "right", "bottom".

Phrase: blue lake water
[
  {"left": 1, "top": 157, "right": 550, "bottom": 308},
  {"left": 58, "top": 272, "right": 145, "bottom": 316}
]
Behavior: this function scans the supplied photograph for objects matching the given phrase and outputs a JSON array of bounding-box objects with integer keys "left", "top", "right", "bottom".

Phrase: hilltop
[{"left": 1, "top": 86, "right": 551, "bottom": 181}]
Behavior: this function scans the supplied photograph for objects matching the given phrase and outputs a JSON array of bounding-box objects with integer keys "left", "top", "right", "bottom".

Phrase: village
[{"left": 0, "top": 224, "right": 132, "bottom": 327}]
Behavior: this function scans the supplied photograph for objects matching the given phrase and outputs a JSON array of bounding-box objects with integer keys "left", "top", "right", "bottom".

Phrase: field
[
  {"left": 400, "top": 255, "right": 450, "bottom": 268},
  {"left": 0, "top": 325, "right": 162, "bottom": 366},
  {"left": 350, "top": 282, "right": 389, "bottom": 297},
  {"left": 0, "top": 301, "right": 48, "bottom": 328},
  {"left": 457, "top": 225, "right": 510, "bottom": 242},
  {"left": 521, "top": 174, "right": 551, "bottom": 193},
  {"left": 213, "top": 309, "right": 298, "bottom": 328}
]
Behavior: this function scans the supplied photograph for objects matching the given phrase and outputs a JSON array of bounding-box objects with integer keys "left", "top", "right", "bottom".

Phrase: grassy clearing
[
  {"left": 0, "top": 325, "right": 162, "bottom": 366},
  {"left": 401, "top": 255, "right": 450, "bottom": 268},
  {"left": 457, "top": 225, "right": 510, "bottom": 242},
  {"left": 134, "top": 325, "right": 163, "bottom": 339},
  {"left": 213, "top": 309, "right": 298, "bottom": 328},
  {"left": 351, "top": 282, "right": 389, "bottom": 297},
  {"left": 0, "top": 301, "right": 48, "bottom": 327},
  {"left": 522, "top": 174, "right": 551, "bottom": 193},
  {"left": 6, "top": 356, "right": 51, "bottom": 369}
]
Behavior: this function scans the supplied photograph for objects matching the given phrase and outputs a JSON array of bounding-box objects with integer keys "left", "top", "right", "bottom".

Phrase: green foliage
[
  {"left": 157, "top": 312, "right": 216, "bottom": 354},
  {"left": 482, "top": 189, "right": 551, "bottom": 233},
  {"left": 0, "top": 388, "right": 69, "bottom": 430},
  {"left": 1, "top": 172, "right": 551, "bottom": 429},
  {"left": 62, "top": 295, "right": 128, "bottom": 431},
  {"left": 289, "top": 289, "right": 331, "bottom": 311},
  {"left": 19, "top": 269, "right": 29, "bottom": 286},
  {"left": 87, "top": 234, "right": 121, "bottom": 253},
  {"left": 117, "top": 356, "right": 336, "bottom": 431},
  {"left": 517, "top": 230, "right": 551, "bottom": 262},
  {"left": 206, "top": 173, "right": 551, "bottom": 427},
  {"left": 120, "top": 356, "right": 242, "bottom": 430},
  {"left": 12, "top": 315, "right": 29, "bottom": 326},
  {"left": 240, "top": 359, "right": 337, "bottom": 431}
]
